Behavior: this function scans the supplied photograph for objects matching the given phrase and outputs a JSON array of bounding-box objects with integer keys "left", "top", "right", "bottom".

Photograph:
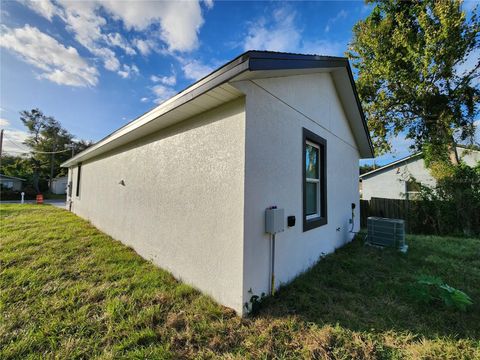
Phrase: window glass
[
  {"left": 306, "top": 182, "right": 318, "bottom": 216},
  {"left": 303, "top": 128, "right": 327, "bottom": 231},
  {"left": 76, "top": 164, "right": 82, "bottom": 197},
  {"left": 306, "top": 144, "right": 319, "bottom": 179}
]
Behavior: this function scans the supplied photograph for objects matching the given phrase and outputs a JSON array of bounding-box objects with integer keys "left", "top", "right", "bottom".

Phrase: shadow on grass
[{"left": 258, "top": 234, "right": 480, "bottom": 340}]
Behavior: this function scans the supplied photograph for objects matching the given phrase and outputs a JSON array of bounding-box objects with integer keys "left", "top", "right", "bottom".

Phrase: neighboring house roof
[
  {"left": 360, "top": 145, "right": 480, "bottom": 179},
  {"left": 0, "top": 174, "right": 26, "bottom": 181},
  {"left": 360, "top": 153, "right": 422, "bottom": 179},
  {"left": 62, "top": 50, "right": 374, "bottom": 168}
]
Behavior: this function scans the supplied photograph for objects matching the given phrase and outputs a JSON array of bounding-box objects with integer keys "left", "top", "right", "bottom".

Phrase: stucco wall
[
  {"left": 232, "top": 73, "right": 361, "bottom": 309},
  {"left": 68, "top": 99, "right": 246, "bottom": 313},
  {"left": 458, "top": 147, "right": 480, "bottom": 166},
  {"left": 51, "top": 177, "right": 68, "bottom": 194},
  {"left": 361, "top": 148, "right": 480, "bottom": 200}
]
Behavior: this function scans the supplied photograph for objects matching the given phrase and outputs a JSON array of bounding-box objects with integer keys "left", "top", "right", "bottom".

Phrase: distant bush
[
  {"left": 409, "top": 163, "right": 480, "bottom": 236},
  {"left": 0, "top": 185, "right": 38, "bottom": 201}
]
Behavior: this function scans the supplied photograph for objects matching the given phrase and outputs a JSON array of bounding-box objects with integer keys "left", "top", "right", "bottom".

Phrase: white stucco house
[
  {"left": 360, "top": 146, "right": 480, "bottom": 200},
  {"left": 51, "top": 176, "right": 68, "bottom": 194},
  {"left": 61, "top": 51, "right": 374, "bottom": 314}
]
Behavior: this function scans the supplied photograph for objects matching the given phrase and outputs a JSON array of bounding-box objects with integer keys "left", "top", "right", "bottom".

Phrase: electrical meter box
[{"left": 265, "top": 208, "right": 285, "bottom": 234}]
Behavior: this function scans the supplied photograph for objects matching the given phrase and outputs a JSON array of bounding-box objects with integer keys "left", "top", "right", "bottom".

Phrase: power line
[{"left": 3, "top": 133, "right": 71, "bottom": 154}]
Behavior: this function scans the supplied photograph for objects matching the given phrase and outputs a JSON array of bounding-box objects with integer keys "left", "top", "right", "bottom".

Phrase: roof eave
[{"left": 62, "top": 51, "right": 374, "bottom": 167}]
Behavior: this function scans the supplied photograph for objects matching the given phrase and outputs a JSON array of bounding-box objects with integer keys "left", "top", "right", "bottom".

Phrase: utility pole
[
  {"left": 0, "top": 129, "right": 4, "bottom": 158},
  {"left": 49, "top": 142, "right": 56, "bottom": 192}
]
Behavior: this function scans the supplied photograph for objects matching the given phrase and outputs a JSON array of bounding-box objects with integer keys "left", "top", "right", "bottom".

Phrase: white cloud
[
  {"left": 325, "top": 9, "right": 347, "bottom": 33},
  {"left": 150, "top": 71, "right": 176, "bottom": 86},
  {"left": 100, "top": 1, "right": 205, "bottom": 52},
  {"left": 243, "top": 6, "right": 344, "bottom": 56},
  {"left": 133, "top": 38, "right": 155, "bottom": 56},
  {"left": 55, "top": 0, "right": 122, "bottom": 72},
  {"left": 106, "top": 32, "right": 136, "bottom": 55},
  {"left": 0, "top": 119, "right": 31, "bottom": 155},
  {"left": 0, "top": 25, "right": 98, "bottom": 87},
  {"left": 152, "top": 84, "right": 177, "bottom": 104},
  {"left": 244, "top": 7, "right": 300, "bottom": 52},
  {"left": 23, "top": 0, "right": 59, "bottom": 21},
  {"left": 300, "top": 40, "right": 345, "bottom": 57},
  {"left": 19, "top": 0, "right": 210, "bottom": 82},
  {"left": 140, "top": 97, "right": 149, "bottom": 103},
  {"left": 117, "top": 64, "right": 139, "bottom": 79},
  {"left": 204, "top": 0, "right": 214, "bottom": 10},
  {"left": 181, "top": 59, "right": 215, "bottom": 81}
]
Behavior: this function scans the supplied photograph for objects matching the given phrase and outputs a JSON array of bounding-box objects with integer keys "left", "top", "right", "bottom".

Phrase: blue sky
[{"left": 0, "top": 0, "right": 478, "bottom": 165}]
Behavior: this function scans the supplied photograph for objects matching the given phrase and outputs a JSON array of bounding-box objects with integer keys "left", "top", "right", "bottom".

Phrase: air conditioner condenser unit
[{"left": 367, "top": 217, "right": 408, "bottom": 253}]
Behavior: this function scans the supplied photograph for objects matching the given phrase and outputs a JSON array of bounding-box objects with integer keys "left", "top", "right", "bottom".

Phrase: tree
[
  {"left": 20, "top": 109, "right": 91, "bottom": 193},
  {"left": 348, "top": 0, "right": 479, "bottom": 167},
  {"left": 360, "top": 164, "right": 376, "bottom": 175},
  {"left": 21, "top": 109, "right": 52, "bottom": 193},
  {"left": 0, "top": 155, "right": 33, "bottom": 183}
]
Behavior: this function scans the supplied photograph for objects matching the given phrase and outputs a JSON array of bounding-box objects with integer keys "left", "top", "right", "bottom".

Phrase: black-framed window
[
  {"left": 303, "top": 128, "right": 327, "bottom": 231},
  {"left": 76, "top": 164, "right": 82, "bottom": 197}
]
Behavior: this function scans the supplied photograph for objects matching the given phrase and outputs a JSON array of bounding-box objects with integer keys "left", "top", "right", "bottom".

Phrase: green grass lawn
[{"left": 1, "top": 204, "right": 479, "bottom": 359}]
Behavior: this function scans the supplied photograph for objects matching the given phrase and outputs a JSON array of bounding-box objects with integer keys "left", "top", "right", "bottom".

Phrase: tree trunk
[
  {"left": 448, "top": 139, "right": 459, "bottom": 165},
  {"left": 33, "top": 168, "right": 40, "bottom": 194}
]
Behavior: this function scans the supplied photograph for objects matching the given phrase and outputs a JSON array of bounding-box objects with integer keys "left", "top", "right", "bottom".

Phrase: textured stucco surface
[
  {"left": 232, "top": 73, "right": 361, "bottom": 308},
  {"left": 361, "top": 147, "right": 480, "bottom": 200},
  {"left": 68, "top": 72, "right": 369, "bottom": 315},
  {"left": 69, "top": 99, "right": 246, "bottom": 313}
]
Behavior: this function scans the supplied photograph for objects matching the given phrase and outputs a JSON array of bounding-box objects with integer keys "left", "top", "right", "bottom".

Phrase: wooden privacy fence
[
  {"left": 361, "top": 196, "right": 480, "bottom": 236},
  {"left": 360, "top": 197, "right": 412, "bottom": 232}
]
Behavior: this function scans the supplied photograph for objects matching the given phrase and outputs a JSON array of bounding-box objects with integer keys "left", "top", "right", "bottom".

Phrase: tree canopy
[
  {"left": 1, "top": 108, "right": 92, "bottom": 193},
  {"left": 348, "top": 0, "right": 479, "bottom": 164}
]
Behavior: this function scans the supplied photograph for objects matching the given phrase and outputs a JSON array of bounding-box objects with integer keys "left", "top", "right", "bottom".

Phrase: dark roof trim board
[
  {"left": 360, "top": 145, "right": 480, "bottom": 179},
  {"left": 0, "top": 174, "right": 26, "bottom": 181},
  {"left": 62, "top": 50, "right": 374, "bottom": 168},
  {"left": 359, "top": 153, "right": 422, "bottom": 179}
]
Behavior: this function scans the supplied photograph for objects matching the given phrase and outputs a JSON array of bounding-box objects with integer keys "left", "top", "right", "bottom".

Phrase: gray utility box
[
  {"left": 265, "top": 208, "right": 285, "bottom": 234},
  {"left": 367, "top": 217, "right": 407, "bottom": 252}
]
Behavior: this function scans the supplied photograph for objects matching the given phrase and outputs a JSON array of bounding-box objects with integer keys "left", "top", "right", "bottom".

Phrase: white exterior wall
[
  {"left": 232, "top": 73, "right": 361, "bottom": 309},
  {"left": 458, "top": 147, "right": 480, "bottom": 166},
  {"left": 361, "top": 148, "right": 480, "bottom": 200},
  {"left": 68, "top": 99, "right": 246, "bottom": 313},
  {"left": 51, "top": 176, "right": 68, "bottom": 194}
]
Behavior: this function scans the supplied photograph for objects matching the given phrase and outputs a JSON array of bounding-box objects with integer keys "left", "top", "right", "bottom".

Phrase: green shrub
[
  {"left": 409, "top": 162, "right": 480, "bottom": 236},
  {"left": 413, "top": 275, "right": 473, "bottom": 312}
]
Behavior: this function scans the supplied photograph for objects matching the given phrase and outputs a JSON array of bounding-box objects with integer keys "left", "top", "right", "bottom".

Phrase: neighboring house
[
  {"left": 61, "top": 51, "right": 374, "bottom": 314},
  {"left": 51, "top": 176, "right": 68, "bottom": 195},
  {"left": 0, "top": 174, "right": 25, "bottom": 191},
  {"left": 360, "top": 146, "right": 480, "bottom": 200}
]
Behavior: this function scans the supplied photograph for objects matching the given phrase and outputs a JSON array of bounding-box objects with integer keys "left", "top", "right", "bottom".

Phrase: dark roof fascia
[
  {"left": 62, "top": 50, "right": 374, "bottom": 167},
  {"left": 0, "top": 174, "right": 26, "bottom": 181},
  {"left": 360, "top": 152, "right": 422, "bottom": 179}
]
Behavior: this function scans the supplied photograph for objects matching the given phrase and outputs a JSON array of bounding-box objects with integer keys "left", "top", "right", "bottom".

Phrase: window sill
[{"left": 303, "top": 217, "right": 327, "bottom": 232}]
